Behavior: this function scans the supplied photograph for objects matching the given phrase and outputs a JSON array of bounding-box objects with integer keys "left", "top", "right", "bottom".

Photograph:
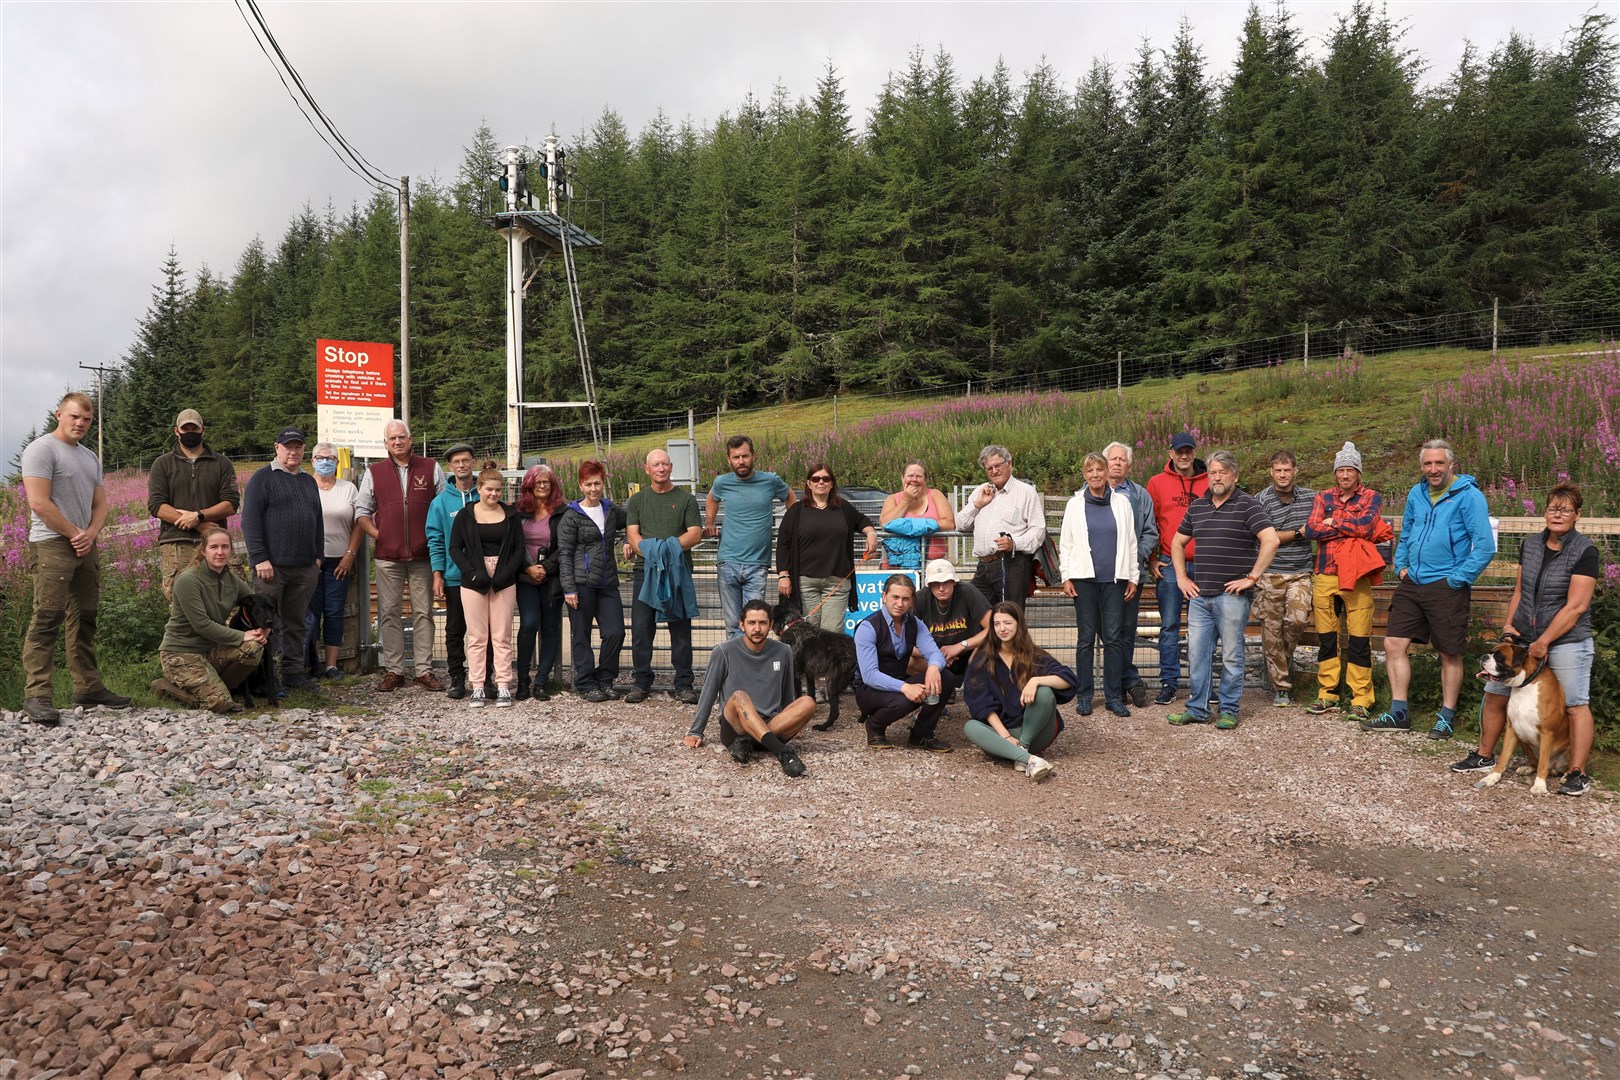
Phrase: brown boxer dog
[{"left": 1474, "top": 639, "right": 1571, "bottom": 795}]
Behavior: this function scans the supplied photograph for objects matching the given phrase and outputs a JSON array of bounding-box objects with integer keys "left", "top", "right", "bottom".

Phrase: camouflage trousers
[
  {"left": 1254, "top": 571, "right": 1313, "bottom": 693},
  {"left": 159, "top": 541, "right": 201, "bottom": 603},
  {"left": 160, "top": 641, "right": 263, "bottom": 711}
]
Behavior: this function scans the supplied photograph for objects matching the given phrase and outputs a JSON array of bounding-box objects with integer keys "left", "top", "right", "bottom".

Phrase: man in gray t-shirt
[
  {"left": 684, "top": 600, "right": 814, "bottom": 776},
  {"left": 19, "top": 392, "right": 131, "bottom": 724}
]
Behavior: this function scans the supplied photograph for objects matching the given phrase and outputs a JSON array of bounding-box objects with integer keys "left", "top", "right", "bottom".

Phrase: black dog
[
  {"left": 772, "top": 602, "right": 857, "bottom": 732},
  {"left": 228, "top": 594, "right": 281, "bottom": 707}
]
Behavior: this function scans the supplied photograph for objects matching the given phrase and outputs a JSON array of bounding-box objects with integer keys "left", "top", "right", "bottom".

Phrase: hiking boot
[
  {"left": 907, "top": 734, "right": 953, "bottom": 753},
  {"left": 1361, "top": 712, "right": 1410, "bottom": 731},
  {"left": 729, "top": 735, "right": 756, "bottom": 765},
  {"left": 21, "top": 697, "right": 61, "bottom": 726},
  {"left": 623, "top": 687, "right": 650, "bottom": 704},
  {"left": 72, "top": 688, "right": 131, "bottom": 709},
  {"left": 446, "top": 676, "right": 467, "bottom": 700},
  {"left": 1166, "top": 710, "right": 1210, "bottom": 726},
  {"left": 1557, "top": 769, "right": 1592, "bottom": 797},
  {"left": 776, "top": 745, "right": 806, "bottom": 777},
  {"left": 672, "top": 688, "right": 699, "bottom": 705},
  {"left": 1304, "top": 698, "right": 1337, "bottom": 715},
  {"left": 150, "top": 678, "right": 198, "bottom": 708},
  {"left": 1450, "top": 750, "right": 1497, "bottom": 773},
  {"left": 379, "top": 672, "right": 407, "bottom": 692},
  {"left": 495, "top": 688, "right": 514, "bottom": 708},
  {"left": 1215, "top": 712, "right": 1240, "bottom": 731},
  {"left": 1427, "top": 717, "right": 1455, "bottom": 741},
  {"left": 1346, "top": 705, "right": 1371, "bottom": 722},
  {"left": 514, "top": 678, "right": 530, "bottom": 702},
  {"left": 1153, "top": 686, "right": 1178, "bottom": 706},
  {"left": 1129, "top": 684, "right": 1148, "bottom": 708},
  {"left": 468, "top": 689, "right": 486, "bottom": 709},
  {"left": 1025, "top": 754, "right": 1055, "bottom": 783},
  {"left": 581, "top": 688, "right": 608, "bottom": 703},
  {"left": 866, "top": 734, "right": 895, "bottom": 750},
  {"left": 601, "top": 685, "right": 622, "bottom": 700}
]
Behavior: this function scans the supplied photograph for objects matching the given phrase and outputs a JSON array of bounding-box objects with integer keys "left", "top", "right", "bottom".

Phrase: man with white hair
[
  {"left": 1105, "top": 441, "right": 1158, "bottom": 707},
  {"left": 955, "top": 444, "right": 1047, "bottom": 610},
  {"left": 356, "top": 419, "right": 447, "bottom": 692}
]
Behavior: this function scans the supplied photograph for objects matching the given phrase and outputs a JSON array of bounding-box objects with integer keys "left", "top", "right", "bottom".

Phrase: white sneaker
[
  {"left": 495, "top": 687, "right": 514, "bottom": 708},
  {"left": 469, "top": 688, "right": 486, "bottom": 709},
  {"left": 1025, "top": 755, "right": 1054, "bottom": 783}
]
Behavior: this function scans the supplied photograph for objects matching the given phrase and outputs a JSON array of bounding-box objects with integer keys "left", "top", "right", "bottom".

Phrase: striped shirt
[
  {"left": 1257, "top": 485, "right": 1315, "bottom": 574},
  {"left": 1177, "top": 490, "right": 1272, "bottom": 594}
]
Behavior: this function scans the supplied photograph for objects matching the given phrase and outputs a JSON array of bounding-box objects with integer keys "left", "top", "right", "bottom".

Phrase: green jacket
[{"left": 160, "top": 563, "right": 254, "bottom": 653}]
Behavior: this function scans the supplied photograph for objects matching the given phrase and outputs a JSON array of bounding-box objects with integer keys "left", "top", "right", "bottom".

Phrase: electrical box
[{"left": 667, "top": 439, "right": 698, "bottom": 488}]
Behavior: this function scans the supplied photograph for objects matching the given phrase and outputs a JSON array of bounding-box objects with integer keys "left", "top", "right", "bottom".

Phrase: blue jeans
[
  {"left": 717, "top": 561, "right": 767, "bottom": 639},
  {"left": 303, "top": 562, "right": 347, "bottom": 669},
  {"left": 515, "top": 580, "right": 564, "bottom": 688},
  {"left": 1071, "top": 579, "right": 1126, "bottom": 708},
  {"left": 1156, "top": 555, "right": 1193, "bottom": 689},
  {"left": 1186, "top": 589, "right": 1252, "bottom": 719}
]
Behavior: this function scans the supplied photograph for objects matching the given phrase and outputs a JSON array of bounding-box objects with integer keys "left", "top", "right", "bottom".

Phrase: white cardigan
[{"left": 1058, "top": 487, "right": 1139, "bottom": 584}]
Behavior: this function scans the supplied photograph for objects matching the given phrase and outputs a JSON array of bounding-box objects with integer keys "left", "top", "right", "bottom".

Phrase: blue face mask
[{"left": 314, "top": 458, "right": 338, "bottom": 477}]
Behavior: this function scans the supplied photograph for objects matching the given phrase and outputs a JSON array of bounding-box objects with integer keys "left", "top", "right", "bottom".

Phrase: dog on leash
[
  {"left": 1474, "top": 639, "right": 1571, "bottom": 795},
  {"left": 229, "top": 594, "right": 281, "bottom": 708},
  {"left": 771, "top": 602, "right": 857, "bottom": 732}
]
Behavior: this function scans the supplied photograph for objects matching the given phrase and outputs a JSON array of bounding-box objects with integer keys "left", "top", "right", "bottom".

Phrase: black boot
[
  {"left": 447, "top": 675, "right": 467, "bottom": 700},
  {"left": 515, "top": 675, "right": 531, "bottom": 702}
]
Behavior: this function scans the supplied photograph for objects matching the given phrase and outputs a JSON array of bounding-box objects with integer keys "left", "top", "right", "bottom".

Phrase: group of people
[{"left": 15, "top": 395, "right": 1599, "bottom": 797}]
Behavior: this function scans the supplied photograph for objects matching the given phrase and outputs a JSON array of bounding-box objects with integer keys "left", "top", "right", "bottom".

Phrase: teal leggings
[{"left": 963, "top": 685, "right": 1059, "bottom": 764}]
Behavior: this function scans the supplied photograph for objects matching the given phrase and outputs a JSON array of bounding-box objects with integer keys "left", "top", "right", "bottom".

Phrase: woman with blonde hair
[
  {"left": 449, "top": 462, "right": 526, "bottom": 707},
  {"left": 152, "top": 525, "right": 270, "bottom": 713}
]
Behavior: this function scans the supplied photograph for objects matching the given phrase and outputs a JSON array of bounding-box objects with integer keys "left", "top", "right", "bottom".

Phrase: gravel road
[{"left": 3, "top": 682, "right": 1615, "bottom": 1079}]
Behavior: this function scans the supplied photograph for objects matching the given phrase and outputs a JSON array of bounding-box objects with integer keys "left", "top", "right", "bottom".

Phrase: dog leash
[{"left": 796, "top": 564, "right": 862, "bottom": 626}]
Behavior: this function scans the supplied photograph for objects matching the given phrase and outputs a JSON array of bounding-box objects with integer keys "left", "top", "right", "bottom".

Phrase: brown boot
[{"left": 150, "top": 678, "right": 199, "bottom": 708}]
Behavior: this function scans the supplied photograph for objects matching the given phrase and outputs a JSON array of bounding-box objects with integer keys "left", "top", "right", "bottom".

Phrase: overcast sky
[{"left": 0, "top": 1, "right": 1593, "bottom": 466}]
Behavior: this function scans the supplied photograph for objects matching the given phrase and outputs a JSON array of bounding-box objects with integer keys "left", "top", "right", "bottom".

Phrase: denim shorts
[{"left": 1483, "top": 637, "right": 1593, "bottom": 707}]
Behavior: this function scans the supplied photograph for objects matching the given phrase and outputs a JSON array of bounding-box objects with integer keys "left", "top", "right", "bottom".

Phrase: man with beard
[
  {"left": 704, "top": 435, "right": 794, "bottom": 639},
  {"left": 685, "top": 600, "right": 813, "bottom": 777},
  {"left": 1167, "top": 451, "right": 1279, "bottom": 731},
  {"left": 1254, "top": 451, "right": 1315, "bottom": 708}
]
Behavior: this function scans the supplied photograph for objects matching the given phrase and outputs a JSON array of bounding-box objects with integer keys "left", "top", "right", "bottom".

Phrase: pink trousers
[{"left": 461, "top": 556, "right": 516, "bottom": 689}]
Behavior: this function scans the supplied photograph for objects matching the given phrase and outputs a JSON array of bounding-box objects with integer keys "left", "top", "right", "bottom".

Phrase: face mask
[
  {"left": 314, "top": 458, "right": 338, "bottom": 477},
  {"left": 179, "top": 431, "right": 204, "bottom": 450}
]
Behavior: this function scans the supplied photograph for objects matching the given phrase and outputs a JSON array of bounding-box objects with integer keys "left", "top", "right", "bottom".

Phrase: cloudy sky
[{"left": 0, "top": 1, "right": 1591, "bottom": 465}]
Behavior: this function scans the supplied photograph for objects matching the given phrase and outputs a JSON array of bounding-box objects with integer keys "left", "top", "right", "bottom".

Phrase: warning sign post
[{"left": 315, "top": 339, "right": 395, "bottom": 457}]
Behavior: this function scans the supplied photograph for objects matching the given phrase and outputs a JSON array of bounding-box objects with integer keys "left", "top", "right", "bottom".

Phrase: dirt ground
[{"left": 3, "top": 683, "right": 1616, "bottom": 1079}]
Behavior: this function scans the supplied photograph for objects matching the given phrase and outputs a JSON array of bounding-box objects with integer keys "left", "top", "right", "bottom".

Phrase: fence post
[
  {"left": 833, "top": 394, "right": 838, "bottom": 432},
  {"left": 1492, "top": 296, "right": 1499, "bottom": 358},
  {"left": 1116, "top": 351, "right": 1123, "bottom": 400},
  {"left": 1303, "top": 322, "right": 1310, "bottom": 370},
  {"left": 607, "top": 420, "right": 612, "bottom": 454}
]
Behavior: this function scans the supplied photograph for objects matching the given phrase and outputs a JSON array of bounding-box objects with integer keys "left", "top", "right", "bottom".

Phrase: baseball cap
[
  {"left": 924, "top": 558, "right": 958, "bottom": 585},
  {"left": 175, "top": 408, "right": 204, "bottom": 429},
  {"left": 276, "top": 428, "right": 306, "bottom": 445},
  {"left": 1170, "top": 432, "right": 1196, "bottom": 451}
]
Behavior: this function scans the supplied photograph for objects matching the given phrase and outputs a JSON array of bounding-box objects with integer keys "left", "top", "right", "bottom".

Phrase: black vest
[
  {"left": 1514, "top": 530, "right": 1594, "bottom": 646},
  {"left": 863, "top": 609, "right": 918, "bottom": 681}
]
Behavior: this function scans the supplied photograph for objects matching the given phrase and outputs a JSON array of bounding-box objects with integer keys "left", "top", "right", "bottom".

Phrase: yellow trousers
[{"left": 1313, "top": 573, "right": 1374, "bottom": 708}]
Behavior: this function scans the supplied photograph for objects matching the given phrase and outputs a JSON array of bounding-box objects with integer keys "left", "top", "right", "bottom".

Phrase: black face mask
[{"left": 179, "top": 431, "right": 204, "bottom": 450}]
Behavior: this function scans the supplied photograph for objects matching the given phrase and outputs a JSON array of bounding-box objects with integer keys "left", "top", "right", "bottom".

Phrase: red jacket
[{"left": 1145, "top": 458, "right": 1209, "bottom": 560}]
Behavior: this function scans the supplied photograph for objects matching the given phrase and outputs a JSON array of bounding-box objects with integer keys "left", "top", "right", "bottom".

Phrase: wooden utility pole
[
  {"left": 399, "top": 175, "right": 411, "bottom": 430},
  {"left": 78, "top": 362, "right": 116, "bottom": 463}
]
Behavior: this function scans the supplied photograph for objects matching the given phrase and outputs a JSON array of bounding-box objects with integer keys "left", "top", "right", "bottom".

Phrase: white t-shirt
[
  {"left": 21, "top": 433, "right": 101, "bottom": 542},
  {"left": 318, "top": 478, "right": 360, "bottom": 558},
  {"left": 583, "top": 502, "right": 606, "bottom": 532}
]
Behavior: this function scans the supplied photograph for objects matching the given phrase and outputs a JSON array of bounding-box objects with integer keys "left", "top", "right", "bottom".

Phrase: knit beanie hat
[{"left": 1334, "top": 441, "right": 1363, "bottom": 472}]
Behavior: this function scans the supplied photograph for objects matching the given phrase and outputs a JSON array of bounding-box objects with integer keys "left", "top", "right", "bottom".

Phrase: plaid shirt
[{"left": 1302, "top": 486, "right": 1387, "bottom": 576}]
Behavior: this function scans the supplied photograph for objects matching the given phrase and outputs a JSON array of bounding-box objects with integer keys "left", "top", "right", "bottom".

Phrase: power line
[{"left": 232, "top": 0, "right": 397, "bottom": 194}]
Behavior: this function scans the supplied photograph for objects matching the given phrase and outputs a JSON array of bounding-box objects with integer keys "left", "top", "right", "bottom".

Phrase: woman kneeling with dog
[
  {"left": 962, "top": 601, "right": 1079, "bottom": 782},
  {"left": 152, "top": 525, "right": 271, "bottom": 713}
]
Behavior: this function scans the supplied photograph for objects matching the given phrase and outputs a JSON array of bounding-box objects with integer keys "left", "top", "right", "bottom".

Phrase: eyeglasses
[
  {"left": 1545, "top": 506, "right": 1576, "bottom": 516},
  {"left": 809, "top": 475, "right": 832, "bottom": 483}
]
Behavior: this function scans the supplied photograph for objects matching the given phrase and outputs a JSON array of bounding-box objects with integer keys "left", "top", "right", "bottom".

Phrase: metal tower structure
[{"left": 489, "top": 136, "right": 603, "bottom": 471}]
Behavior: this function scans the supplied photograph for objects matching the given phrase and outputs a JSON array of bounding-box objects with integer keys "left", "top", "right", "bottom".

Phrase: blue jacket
[
  {"left": 1393, "top": 473, "right": 1495, "bottom": 588},
  {"left": 638, "top": 535, "right": 699, "bottom": 620},
  {"left": 426, "top": 481, "right": 481, "bottom": 586}
]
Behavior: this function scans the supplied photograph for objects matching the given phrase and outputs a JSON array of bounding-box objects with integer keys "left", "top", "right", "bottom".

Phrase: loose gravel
[{"left": 3, "top": 683, "right": 1616, "bottom": 1079}]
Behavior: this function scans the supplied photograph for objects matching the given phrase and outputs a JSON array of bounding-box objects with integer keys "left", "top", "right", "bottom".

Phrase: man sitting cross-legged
[{"left": 684, "top": 600, "right": 814, "bottom": 777}]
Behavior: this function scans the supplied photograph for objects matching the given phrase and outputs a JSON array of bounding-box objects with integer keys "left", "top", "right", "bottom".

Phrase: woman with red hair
[
  {"left": 557, "top": 461, "right": 628, "bottom": 702},
  {"left": 514, "top": 463, "right": 567, "bottom": 701}
]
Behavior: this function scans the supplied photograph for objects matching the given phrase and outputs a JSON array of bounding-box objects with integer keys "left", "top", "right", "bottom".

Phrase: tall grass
[{"left": 1414, "top": 341, "right": 1619, "bottom": 513}]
